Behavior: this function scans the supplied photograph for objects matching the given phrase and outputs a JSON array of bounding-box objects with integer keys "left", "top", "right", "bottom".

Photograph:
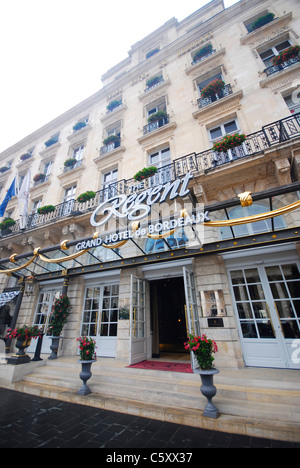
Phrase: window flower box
[
  {"left": 0, "top": 166, "right": 9, "bottom": 173},
  {"left": 201, "top": 79, "right": 225, "bottom": 99},
  {"left": 33, "top": 173, "right": 46, "bottom": 183},
  {"left": 106, "top": 100, "right": 122, "bottom": 112},
  {"left": 146, "top": 48, "right": 159, "bottom": 59},
  {"left": 37, "top": 205, "right": 55, "bottom": 215},
  {"left": 64, "top": 158, "right": 77, "bottom": 168},
  {"left": 249, "top": 12, "right": 275, "bottom": 31},
  {"left": 147, "top": 110, "right": 167, "bottom": 124},
  {"left": 134, "top": 166, "right": 158, "bottom": 182},
  {"left": 212, "top": 134, "right": 246, "bottom": 153},
  {"left": 103, "top": 135, "right": 120, "bottom": 145},
  {"left": 77, "top": 191, "right": 96, "bottom": 203},
  {"left": 73, "top": 121, "right": 87, "bottom": 131},
  {"left": 0, "top": 218, "right": 15, "bottom": 232},
  {"left": 44, "top": 137, "right": 59, "bottom": 147},
  {"left": 20, "top": 153, "right": 32, "bottom": 161},
  {"left": 192, "top": 43, "right": 213, "bottom": 63},
  {"left": 272, "top": 45, "right": 300, "bottom": 66},
  {"left": 146, "top": 75, "right": 163, "bottom": 89}
]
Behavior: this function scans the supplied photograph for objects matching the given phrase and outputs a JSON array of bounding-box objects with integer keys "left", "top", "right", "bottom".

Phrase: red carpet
[{"left": 127, "top": 360, "right": 193, "bottom": 373}]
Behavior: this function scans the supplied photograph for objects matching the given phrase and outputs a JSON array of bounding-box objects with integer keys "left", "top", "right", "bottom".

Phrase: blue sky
[{"left": 0, "top": 0, "right": 239, "bottom": 152}]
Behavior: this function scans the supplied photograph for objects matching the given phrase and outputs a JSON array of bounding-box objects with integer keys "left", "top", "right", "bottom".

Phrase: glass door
[
  {"left": 28, "top": 290, "right": 61, "bottom": 354},
  {"left": 129, "top": 276, "right": 147, "bottom": 364},
  {"left": 81, "top": 284, "right": 119, "bottom": 357},
  {"left": 183, "top": 267, "right": 200, "bottom": 369},
  {"left": 229, "top": 263, "right": 300, "bottom": 369}
]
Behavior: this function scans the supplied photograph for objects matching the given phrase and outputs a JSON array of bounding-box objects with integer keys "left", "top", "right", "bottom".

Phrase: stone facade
[{"left": 0, "top": 0, "right": 300, "bottom": 370}]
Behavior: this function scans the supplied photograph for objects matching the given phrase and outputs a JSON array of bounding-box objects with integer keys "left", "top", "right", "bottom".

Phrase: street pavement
[{"left": 0, "top": 387, "right": 299, "bottom": 450}]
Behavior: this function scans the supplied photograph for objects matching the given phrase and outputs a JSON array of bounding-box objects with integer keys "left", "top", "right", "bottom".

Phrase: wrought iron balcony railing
[
  {"left": 197, "top": 83, "right": 233, "bottom": 109},
  {"left": 1, "top": 113, "right": 300, "bottom": 238},
  {"left": 264, "top": 54, "right": 300, "bottom": 77},
  {"left": 143, "top": 115, "right": 169, "bottom": 135}
]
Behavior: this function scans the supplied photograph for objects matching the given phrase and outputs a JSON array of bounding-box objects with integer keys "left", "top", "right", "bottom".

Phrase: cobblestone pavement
[{"left": 0, "top": 388, "right": 299, "bottom": 450}]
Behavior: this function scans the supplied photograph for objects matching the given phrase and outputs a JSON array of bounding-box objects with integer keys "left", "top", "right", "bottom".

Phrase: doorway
[{"left": 150, "top": 277, "right": 189, "bottom": 360}]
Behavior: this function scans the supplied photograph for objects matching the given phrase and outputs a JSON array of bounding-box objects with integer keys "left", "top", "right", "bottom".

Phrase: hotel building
[{"left": 0, "top": 0, "right": 299, "bottom": 371}]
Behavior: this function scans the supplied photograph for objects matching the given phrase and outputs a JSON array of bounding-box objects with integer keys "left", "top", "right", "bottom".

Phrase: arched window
[{"left": 220, "top": 203, "right": 286, "bottom": 239}]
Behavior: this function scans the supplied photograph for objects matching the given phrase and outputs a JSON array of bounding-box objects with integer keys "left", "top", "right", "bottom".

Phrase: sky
[{"left": 0, "top": 0, "right": 239, "bottom": 153}]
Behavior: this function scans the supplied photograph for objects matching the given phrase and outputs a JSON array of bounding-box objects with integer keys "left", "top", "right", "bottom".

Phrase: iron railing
[
  {"left": 1, "top": 113, "right": 300, "bottom": 238},
  {"left": 264, "top": 54, "right": 300, "bottom": 77},
  {"left": 197, "top": 83, "right": 233, "bottom": 109}
]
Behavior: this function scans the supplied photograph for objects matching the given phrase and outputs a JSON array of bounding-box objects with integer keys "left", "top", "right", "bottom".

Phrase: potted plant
[
  {"left": 77, "top": 336, "right": 97, "bottom": 395},
  {"left": 20, "top": 153, "right": 32, "bottom": 162},
  {"left": 192, "top": 43, "right": 213, "bottom": 63},
  {"left": 0, "top": 218, "right": 15, "bottom": 232},
  {"left": 212, "top": 133, "right": 246, "bottom": 153},
  {"left": 106, "top": 100, "right": 122, "bottom": 112},
  {"left": 184, "top": 333, "right": 219, "bottom": 418},
  {"left": 64, "top": 158, "right": 77, "bottom": 168},
  {"left": 134, "top": 166, "right": 158, "bottom": 182},
  {"left": 250, "top": 12, "right": 275, "bottom": 31},
  {"left": 37, "top": 205, "right": 55, "bottom": 215},
  {"left": 44, "top": 137, "right": 58, "bottom": 147},
  {"left": 103, "top": 134, "right": 120, "bottom": 146},
  {"left": 73, "top": 121, "right": 87, "bottom": 131},
  {"left": 77, "top": 191, "right": 96, "bottom": 203},
  {"left": 272, "top": 45, "right": 300, "bottom": 66},
  {"left": 47, "top": 295, "right": 72, "bottom": 360},
  {"left": 200, "top": 79, "right": 225, "bottom": 99},
  {"left": 146, "top": 75, "right": 162, "bottom": 88},
  {"left": 33, "top": 173, "right": 46, "bottom": 183},
  {"left": 146, "top": 48, "right": 159, "bottom": 59},
  {"left": 6, "top": 325, "right": 42, "bottom": 364},
  {"left": 147, "top": 110, "right": 168, "bottom": 124},
  {"left": 0, "top": 166, "right": 9, "bottom": 173}
]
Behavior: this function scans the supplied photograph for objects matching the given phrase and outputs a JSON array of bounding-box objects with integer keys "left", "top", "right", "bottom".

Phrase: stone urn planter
[
  {"left": 194, "top": 368, "right": 220, "bottom": 418},
  {"left": 78, "top": 360, "right": 96, "bottom": 395},
  {"left": 7, "top": 338, "right": 32, "bottom": 365},
  {"left": 48, "top": 336, "right": 62, "bottom": 360}
]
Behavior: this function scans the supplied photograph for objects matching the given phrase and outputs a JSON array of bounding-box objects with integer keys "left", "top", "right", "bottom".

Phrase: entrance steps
[{"left": 5, "top": 357, "right": 300, "bottom": 443}]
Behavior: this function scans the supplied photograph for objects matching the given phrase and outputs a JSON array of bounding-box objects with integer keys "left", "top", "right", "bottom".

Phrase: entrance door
[
  {"left": 81, "top": 284, "right": 119, "bottom": 357},
  {"left": 229, "top": 262, "right": 300, "bottom": 369},
  {"left": 130, "top": 276, "right": 147, "bottom": 364},
  {"left": 28, "top": 289, "right": 61, "bottom": 354},
  {"left": 183, "top": 267, "right": 200, "bottom": 369}
]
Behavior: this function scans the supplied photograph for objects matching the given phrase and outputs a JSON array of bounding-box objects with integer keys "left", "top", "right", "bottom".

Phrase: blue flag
[{"left": 0, "top": 178, "right": 16, "bottom": 217}]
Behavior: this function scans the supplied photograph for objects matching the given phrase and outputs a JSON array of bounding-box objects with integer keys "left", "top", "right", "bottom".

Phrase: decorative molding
[
  {"left": 192, "top": 90, "right": 243, "bottom": 121},
  {"left": 139, "top": 78, "right": 171, "bottom": 102},
  {"left": 259, "top": 64, "right": 300, "bottom": 89},
  {"left": 185, "top": 48, "right": 226, "bottom": 76},
  {"left": 137, "top": 121, "right": 177, "bottom": 146}
]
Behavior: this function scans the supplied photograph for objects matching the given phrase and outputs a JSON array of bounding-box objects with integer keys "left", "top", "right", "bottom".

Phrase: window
[
  {"left": 208, "top": 119, "right": 247, "bottom": 166},
  {"left": 103, "top": 169, "right": 118, "bottom": 199},
  {"left": 284, "top": 94, "right": 300, "bottom": 114},
  {"left": 220, "top": 203, "right": 286, "bottom": 240},
  {"left": 63, "top": 185, "right": 77, "bottom": 202},
  {"left": 31, "top": 199, "right": 42, "bottom": 214},
  {"left": 149, "top": 147, "right": 172, "bottom": 184},
  {"left": 43, "top": 160, "right": 52, "bottom": 179},
  {"left": 259, "top": 41, "right": 291, "bottom": 68},
  {"left": 61, "top": 185, "right": 76, "bottom": 216},
  {"left": 145, "top": 229, "right": 188, "bottom": 254}
]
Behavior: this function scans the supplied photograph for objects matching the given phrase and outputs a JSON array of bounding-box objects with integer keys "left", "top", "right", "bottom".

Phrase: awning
[{"left": 0, "top": 290, "right": 20, "bottom": 308}]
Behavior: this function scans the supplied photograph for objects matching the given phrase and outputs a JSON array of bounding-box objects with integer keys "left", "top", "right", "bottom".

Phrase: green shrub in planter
[
  {"left": 77, "top": 191, "right": 96, "bottom": 203},
  {"left": 0, "top": 167, "right": 9, "bottom": 173},
  {"left": 44, "top": 137, "right": 58, "bottom": 147},
  {"left": 73, "top": 121, "right": 87, "bottom": 131},
  {"left": 20, "top": 153, "right": 32, "bottom": 161},
  {"left": 250, "top": 12, "right": 275, "bottom": 31},
  {"left": 147, "top": 110, "right": 167, "bottom": 123},
  {"left": 146, "top": 75, "right": 162, "bottom": 88},
  {"left": 64, "top": 158, "right": 77, "bottom": 167},
  {"left": 37, "top": 205, "right": 55, "bottom": 215},
  {"left": 103, "top": 134, "right": 120, "bottom": 145},
  {"left": 134, "top": 166, "right": 158, "bottom": 182},
  {"left": 146, "top": 48, "right": 159, "bottom": 59},
  {"left": 33, "top": 173, "right": 46, "bottom": 183},
  {"left": 192, "top": 43, "right": 213, "bottom": 62},
  {"left": 0, "top": 218, "right": 15, "bottom": 231},
  {"left": 107, "top": 100, "right": 122, "bottom": 112}
]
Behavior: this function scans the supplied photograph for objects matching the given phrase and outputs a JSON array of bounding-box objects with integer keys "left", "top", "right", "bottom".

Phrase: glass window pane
[
  {"left": 257, "top": 321, "right": 275, "bottom": 338},
  {"left": 100, "top": 323, "right": 108, "bottom": 336},
  {"left": 210, "top": 126, "right": 222, "bottom": 140},
  {"left": 248, "top": 284, "right": 265, "bottom": 301},
  {"left": 253, "top": 302, "right": 269, "bottom": 319},
  {"left": 224, "top": 120, "right": 238, "bottom": 134},
  {"left": 102, "top": 310, "right": 109, "bottom": 322},
  {"left": 241, "top": 322, "right": 258, "bottom": 338},
  {"left": 110, "top": 310, "right": 118, "bottom": 322},
  {"left": 270, "top": 282, "right": 288, "bottom": 299},
  {"left": 230, "top": 270, "right": 244, "bottom": 284},
  {"left": 233, "top": 285, "right": 249, "bottom": 301},
  {"left": 282, "top": 264, "right": 299, "bottom": 280},
  {"left": 293, "top": 300, "right": 300, "bottom": 318},
  {"left": 287, "top": 281, "right": 300, "bottom": 298},
  {"left": 265, "top": 266, "right": 283, "bottom": 282},
  {"left": 237, "top": 303, "right": 253, "bottom": 319},
  {"left": 244, "top": 269, "right": 260, "bottom": 283},
  {"left": 109, "top": 324, "right": 118, "bottom": 336},
  {"left": 281, "top": 320, "right": 300, "bottom": 339}
]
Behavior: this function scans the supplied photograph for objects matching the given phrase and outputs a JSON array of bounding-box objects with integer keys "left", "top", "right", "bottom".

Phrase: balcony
[
  {"left": 100, "top": 139, "right": 121, "bottom": 155},
  {"left": 143, "top": 114, "right": 169, "bottom": 135},
  {"left": 264, "top": 53, "right": 300, "bottom": 77},
  {"left": 197, "top": 84, "right": 233, "bottom": 109},
  {"left": 1, "top": 113, "right": 300, "bottom": 239}
]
